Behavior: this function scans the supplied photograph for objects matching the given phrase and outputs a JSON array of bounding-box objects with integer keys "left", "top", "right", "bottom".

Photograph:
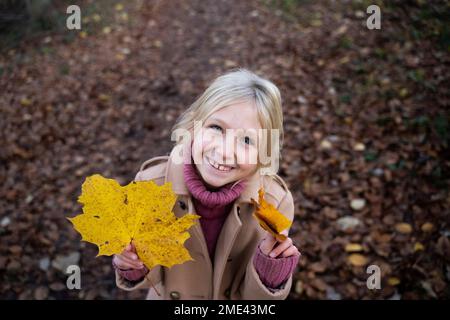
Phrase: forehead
[{"left": 206, "top": 101, "right": 262, "bottom": 130}]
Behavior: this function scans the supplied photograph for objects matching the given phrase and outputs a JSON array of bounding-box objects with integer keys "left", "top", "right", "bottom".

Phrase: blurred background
[{"left": 0, "top": 0, "right": 448, "bottom": 299}]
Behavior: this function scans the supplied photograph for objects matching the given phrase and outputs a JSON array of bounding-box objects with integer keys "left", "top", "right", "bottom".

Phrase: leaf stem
[
  {"left": 145, "top": 271, "right": 161, "bottom": 296},
  {"left": 130, "top": 240, "right": 161, "bottom": 297}
]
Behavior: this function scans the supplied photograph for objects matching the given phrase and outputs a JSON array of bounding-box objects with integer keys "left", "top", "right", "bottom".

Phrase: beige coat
[{"left": 116, "top": 147, "right": 296, "bottom": 300}]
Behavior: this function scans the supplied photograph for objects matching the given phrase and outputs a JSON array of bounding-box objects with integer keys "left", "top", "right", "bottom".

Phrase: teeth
[{"left": 207, "top": 157, "right": 232, "bottom": 172}]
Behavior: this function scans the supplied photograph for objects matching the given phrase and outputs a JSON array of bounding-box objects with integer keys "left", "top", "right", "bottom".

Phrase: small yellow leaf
[
  {"left": 399, "top": 88, "right": 409, "bottom": 98},
  {"left": 153, "top": 40, "right": 162, "bottom": 48},
  {"left": 311, "top": 19, "right": 322, "bottom": 27},
  {"left": 92, "top": 14, "right": 101, "bottom": 22},
  {"left": 102, "top": 26, "right": 111, "bottom": 34},
  {"left": 251, "top": 188, "right": 292, "bottom": 242},
  {"left": 345, "top": 243, "right": 364, "bottom": 252},
  {"left": 98, "top": 94, "right": 110, "bottom": 102},
  {"left": 387, "top": 277, "right": 401, "bottom": 286},
  {"left": 348, "top": 254, "right": 368, "bottom": 267},
  {"left": 421, "top": 222, "right": 434, "bottom": 233},
  {"left": 20, "top": 97, "right": 31, "bottom": 106},
  {"left": 303, "top": 178, "right": 311, "bottom": 192},
  {"left": 120, "top": 12, "right": 128, "bottom": 21},
  {"left": 414, "top": 242, "right": 425, "bottom": 252},
  {"left": 339, "top": 56, "right": 350, "bottom": 64},
  {"left": 395, "top": 223, "right": 413, "bottom": 234},
  {"left": 115, "top": 53, "right": 125, "bottom": 61},
  {"left": 79, "top": 31, "right": 87, "bottom": 38},
  {"left": 115, "top": 3, "right": 124, "bottom": 11},
  {"left": 353, "top": 142, "right": 365, "bottom": 151},
  {"left": 320, "top": 139, "right": 332, "bottom": 150},
  {"left": 224, "top": 60, "right": 237, "bottom": 68}
]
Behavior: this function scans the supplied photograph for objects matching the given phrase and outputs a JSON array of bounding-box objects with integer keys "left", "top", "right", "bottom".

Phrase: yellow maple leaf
[
  {"left": 251, "top": 188, "right": 292, "bottom": 242},
  {"left": 68, "top": 174, "right": 200, "bottom": 269}
]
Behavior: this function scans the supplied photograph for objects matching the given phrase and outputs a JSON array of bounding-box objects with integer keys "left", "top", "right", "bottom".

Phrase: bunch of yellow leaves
[
  {"left": 68, "top": 174, "right": 200, "bottom": 270},
  {"left": 251, "top": 188, "right": 292, "bottom": 242}
]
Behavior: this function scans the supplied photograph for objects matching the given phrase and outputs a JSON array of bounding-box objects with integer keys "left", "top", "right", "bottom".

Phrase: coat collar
[{"left": 164, "top": 144, "right": 261, "bottom": 204}]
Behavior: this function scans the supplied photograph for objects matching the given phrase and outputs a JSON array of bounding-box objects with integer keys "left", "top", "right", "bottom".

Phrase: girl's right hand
[{"left": 112, "top": 243, "right": 145, "bottom": 270}]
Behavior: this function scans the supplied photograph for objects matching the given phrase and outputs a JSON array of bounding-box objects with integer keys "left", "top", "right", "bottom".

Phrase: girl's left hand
[{"left": 259, "top": 232, "right": 300, "bottom": 258}]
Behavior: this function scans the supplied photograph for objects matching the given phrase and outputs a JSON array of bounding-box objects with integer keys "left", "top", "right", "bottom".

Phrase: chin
[{"left": 199, "top": 169, "right": 233, "bottom": 188}]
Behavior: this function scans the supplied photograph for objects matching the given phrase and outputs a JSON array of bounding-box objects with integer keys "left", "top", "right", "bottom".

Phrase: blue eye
[{"left": 209, "top": 125, "right": 223, "bottom": 132}]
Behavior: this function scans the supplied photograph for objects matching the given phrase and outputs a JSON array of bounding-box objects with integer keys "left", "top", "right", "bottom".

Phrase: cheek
[
  {"left": 237, "top": 162, "right": 258, "bottom": 175},
  {"left": 236, "top": 145, "right": 259, "bottom": 166},
  {"left": 201, "top": 131, "right": 221, "bottom": 152},
  {"left": 192, "top": 130, "right": 218, "bottom": 158}
]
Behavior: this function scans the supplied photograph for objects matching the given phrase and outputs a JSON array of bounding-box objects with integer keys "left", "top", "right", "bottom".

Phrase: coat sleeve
[
  {"left": 115, "top": 170, "right": 164, "bottom": 291},
  {"left": 239, "top": 190, "right": 295, "bottom": 300},
  {"left": 115, "top": 265, "right": 162, "bottom": 291}
]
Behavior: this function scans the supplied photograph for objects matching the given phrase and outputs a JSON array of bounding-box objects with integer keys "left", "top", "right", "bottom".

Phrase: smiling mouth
[{"left": 205, "top": 156, "right": 235, "bottom": 172}]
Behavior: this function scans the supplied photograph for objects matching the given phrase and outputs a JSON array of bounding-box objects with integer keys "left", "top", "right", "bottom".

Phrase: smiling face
[{"left": 191, "top": 100, "right": 262, "bottom": 188}]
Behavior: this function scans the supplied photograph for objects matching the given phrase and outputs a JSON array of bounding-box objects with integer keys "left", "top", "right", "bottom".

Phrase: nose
[
  {"left": 212, "top": 131, "right": 236, "bottom": 165},
  {"left": 223, "top": 134, "right": 236, "bottom": 165}
]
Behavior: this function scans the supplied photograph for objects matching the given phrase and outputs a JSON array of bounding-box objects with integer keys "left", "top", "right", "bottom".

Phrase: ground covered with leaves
[{"left": 0, "top": 0, "right": 448, "bottom": 299}]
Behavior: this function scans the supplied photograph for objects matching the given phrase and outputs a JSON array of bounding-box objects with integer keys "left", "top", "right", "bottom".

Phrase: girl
[{"left": 112, "top": 69, "right": 300, "bottom": 300}]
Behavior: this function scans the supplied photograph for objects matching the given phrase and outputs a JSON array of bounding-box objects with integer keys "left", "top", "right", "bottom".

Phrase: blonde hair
[{"left": 172, "top": 68, "right": 284, "bottom": 165}]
